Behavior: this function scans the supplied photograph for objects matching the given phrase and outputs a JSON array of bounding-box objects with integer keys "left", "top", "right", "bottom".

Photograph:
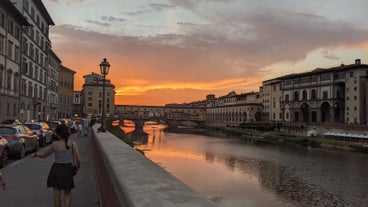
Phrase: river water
[{"left": 127, "top": 125, "right": 368, "bottom": 207}]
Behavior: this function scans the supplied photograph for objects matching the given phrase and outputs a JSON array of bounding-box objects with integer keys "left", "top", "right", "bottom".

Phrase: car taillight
[{"left": 4, "top": 136, "right": 18, "bottom": 140}]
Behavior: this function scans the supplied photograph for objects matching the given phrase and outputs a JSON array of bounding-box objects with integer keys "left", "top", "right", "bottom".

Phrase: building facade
[
  {"left": 72, "top": 90, "right": 82, "bottom": 118},
  {"left": 0, "top": 0, "right": 29, "bottom": 122},
  {"left": 206, "top": 91, "right": 263, "bottom": 126},
  {"left": 58, "top": 65, "right": 75, "bottom": 118},
  {"left": 262, "top": 59, "right": 368, "bottom": 125},
  {"left": 82, "top": 72, "right": 115, "bottom": 118},
  {"left": 260, "top": 79, "right": 283, "bottom": 124},
  {"left": 46, "top": 49, "right": 60, "bottom": 120},
  {"left": 13, "top": 0, "right": 55, "bottom": 121}
]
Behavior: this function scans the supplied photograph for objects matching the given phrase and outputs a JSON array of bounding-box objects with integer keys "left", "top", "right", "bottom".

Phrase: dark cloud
[
  {"left": 84, "top": 20, "right": 110, "bottom": 27},
  {"left": 101, "top": 16, "right": 125, "bottom": 23},
  {"left": 322, "top": 50, "right": 340, "bottom": 60},
  {"left": 149, "top": 3, "right": 176, "bottom": 10},
  {"left": 126, "top": 3, "right": 175, "bottom": 16}
]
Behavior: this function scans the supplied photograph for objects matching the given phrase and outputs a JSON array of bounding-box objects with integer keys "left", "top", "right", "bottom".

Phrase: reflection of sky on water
[{"left": 134, "top": 125, "right": 368, "bottom": 207}]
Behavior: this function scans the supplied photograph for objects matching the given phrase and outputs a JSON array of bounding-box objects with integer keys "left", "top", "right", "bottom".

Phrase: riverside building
[
  {"left": 261, "top": 59, "right": 368, "bottom": 125},
  {"left": 206, "top": 91, "right": 263, "bottom": 127},
  {"left": 82, "top": 72, "right": 115, "bottom": 118}
]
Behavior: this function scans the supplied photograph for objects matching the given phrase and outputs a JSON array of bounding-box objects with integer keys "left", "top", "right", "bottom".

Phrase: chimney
[{"left": 355, "top": 59, "right": 361, "bottom": 65}]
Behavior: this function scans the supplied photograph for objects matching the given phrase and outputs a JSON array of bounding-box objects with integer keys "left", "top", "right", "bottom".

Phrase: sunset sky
[{"left": 43, "top": 0, "right": 368, "bottom": 106}]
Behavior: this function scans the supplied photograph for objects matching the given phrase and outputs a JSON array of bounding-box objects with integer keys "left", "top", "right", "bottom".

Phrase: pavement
[{"left": 0, "top": 130, "right": 100, "bottom": 207}]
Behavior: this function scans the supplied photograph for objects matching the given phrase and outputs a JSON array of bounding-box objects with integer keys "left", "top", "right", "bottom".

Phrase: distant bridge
[{"left": 115, "top": 104, "right": 206, "bottom": 128}]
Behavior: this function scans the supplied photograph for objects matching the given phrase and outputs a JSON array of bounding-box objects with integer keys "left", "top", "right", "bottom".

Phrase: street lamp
[{"left": 98, "top": 58, "right": 111, "bottom": 132}]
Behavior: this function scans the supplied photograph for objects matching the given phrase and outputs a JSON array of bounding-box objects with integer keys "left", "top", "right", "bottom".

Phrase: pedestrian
[
  {"left": 0, "top": 170, "right": 6, "bottom": 190},
  {"left": 83, "top": 118, "right": 89, "bottom": 136},
  {"left": 77, "top": 119, "right": 83, "bottom": 137},
  {"left": 32, "top": 123, "right": 81, "bottom": 207}
]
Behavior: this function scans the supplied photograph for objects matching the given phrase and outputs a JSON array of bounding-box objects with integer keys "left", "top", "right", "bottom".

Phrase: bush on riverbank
[
  {"left": 106, "top": 119, "right": 145, "bottom": 154},
  {"left": 106, "top": 119, "right": 134, "bottom": 147}
]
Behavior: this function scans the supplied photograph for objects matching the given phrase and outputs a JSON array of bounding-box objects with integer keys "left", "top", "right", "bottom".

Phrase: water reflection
[{"left": 131, "top": 124, "right": 368, "bottom": 207}]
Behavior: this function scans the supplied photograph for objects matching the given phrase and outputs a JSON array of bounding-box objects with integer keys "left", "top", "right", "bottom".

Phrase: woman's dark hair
[{"left": 55, "top": 123, "right": 71, "bottom": 149}]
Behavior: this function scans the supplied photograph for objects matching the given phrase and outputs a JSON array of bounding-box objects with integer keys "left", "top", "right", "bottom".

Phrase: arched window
[
  {"left": 311, "top": 89, "right": 317, "bottom": 100},
  {"left": 302, "top": 90, "right": 307, "bottom": 100},
  {"left": 294, "top": 91, "right": 299, "bottom": 101}
]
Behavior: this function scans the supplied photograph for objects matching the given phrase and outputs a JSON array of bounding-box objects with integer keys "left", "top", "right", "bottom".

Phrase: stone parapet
[{"left": 92, "top": 124, "right": 217, "bottom": 207}]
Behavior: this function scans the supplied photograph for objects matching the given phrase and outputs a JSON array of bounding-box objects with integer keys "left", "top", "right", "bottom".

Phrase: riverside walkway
[{"left": 0, "top": 131, "right": 100, "bottom": 207}]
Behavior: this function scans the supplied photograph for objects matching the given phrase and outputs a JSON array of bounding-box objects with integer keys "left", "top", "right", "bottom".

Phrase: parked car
[
  {"left": 1, "top": 119, "right": 21, "bottom": 125},
  {"left": 45, "top": 120, "right": 61, "bottom": 140},
  {"left": 0, "top": 136, "right": 9, "bottom": 168},
  {"left": 23, "top": 122, "right": 53, "bottom": 146},
  {"left": 0, "top": 125, "right": 39, "bottom": 159}
]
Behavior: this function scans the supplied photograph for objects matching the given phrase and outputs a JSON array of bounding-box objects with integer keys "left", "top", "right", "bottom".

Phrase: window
[
  {"left": 6, "top": 70, "right": 12, "bottom": 89},
  {"left": 0, "top": 34, "right": 4, "bottom": 53},
  {"left": 15, "top": 46, "right": 20, "bottom": 63},
  {"left": 28, "top": 82, "right": 33, "bottom": 96},
  {"left": 13, "top": 104, "right": 16, "bottom": 116},
  {"left": 323, "top": 91, "right": 328, "bottom": 99},
  {"left": 311, "top": 89, "right": 317, "bottom": 100},
  {"left": 283, "top": 80, "right": 292, "bottom": 86},
  {"left": 15, "top": 26, "right": 20, "bottom": 39},
  {"left": 0, "top": 13, "right": 4, "bottom": 28},
  {"left": 34, "top": 84, "right": 38, "bottom": 98},
  {"left": 8, "top": 20, "right": 13, "bottom": 35},
  {"left": 6, "top": 103, "right": 10, "bottom": 116},
  {"left": 35, "top": 67, "right": 38, "bottom": 80},
  {"left": 302, "top": 90, "right": 307, "bottom": 100},
  {"left": 320, "top": 73, "right": 331, "bottom": 81},
  {"left": 7, "top": 40, "right": 13, "bottom": 58},
  {"left": 30, "top": 44, "right": 34, "bottom": 59},
  {"left": 350, "top": 71, "right": 354, "bottom": 77},
  {"left": 0, "top": 66, "right": 3, "bottom": 87},
  {"left": 285, "top": 94, "right": 289, "bottom": 102},
  {"left": 14, "top": 73, "right": 19, "bottom": 92},
  {"left": 21, "top": 79, "right": 26, "bottom": 95},
  {"left": 294, "top": 112, "right": 299, "bottom": 122},
  {"left": 294, "top": 91, "right": 299, "bottom": 101}
]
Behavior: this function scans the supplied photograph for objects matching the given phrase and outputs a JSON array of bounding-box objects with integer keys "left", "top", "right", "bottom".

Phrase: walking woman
[{"left": 32, "top": 123, "right": 81, "bottom": 207}]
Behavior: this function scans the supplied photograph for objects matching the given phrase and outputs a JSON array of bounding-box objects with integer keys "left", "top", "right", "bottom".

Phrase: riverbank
[{"left": 205, "top": 126, "right": 368, "bottom": 154}]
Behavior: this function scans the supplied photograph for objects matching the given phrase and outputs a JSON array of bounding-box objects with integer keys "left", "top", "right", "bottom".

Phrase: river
[{"left": 125, "top": 124, "right": 368, "bottom": 207}]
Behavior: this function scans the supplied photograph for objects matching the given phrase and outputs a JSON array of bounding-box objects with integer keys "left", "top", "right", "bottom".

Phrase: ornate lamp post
[{"left": 98, "top": 58, "right": 110, "bottom": 132}]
